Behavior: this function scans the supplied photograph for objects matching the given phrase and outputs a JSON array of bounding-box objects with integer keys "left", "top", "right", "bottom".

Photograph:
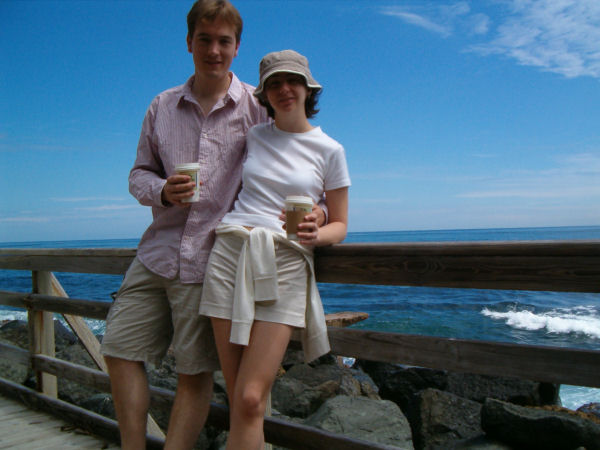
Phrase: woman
[{"left": 199, "top": 49, "right": 350, "bottom": 449}]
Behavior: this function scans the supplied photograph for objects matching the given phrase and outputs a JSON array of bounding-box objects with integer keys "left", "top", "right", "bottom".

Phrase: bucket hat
[{"left": 254, "top": 49, "right": 321, "bottom": 99}]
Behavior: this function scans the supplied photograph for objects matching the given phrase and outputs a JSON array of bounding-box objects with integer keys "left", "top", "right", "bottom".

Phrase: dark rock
[
  {"left": 349, "top": 367, "right": 380, "bottom": 399},
  {"left": 481, "top": 398, "right": 600, "bottom": 450},
  {"left": 407, "top": 388, "right": 482, "bottom": 450},
  {"left": 356, "top": 361, "right": 447, "bottom": 412},
  {"left": 305, "top": 395, "right": 414, "bottom": 449},
  {"left": 271, "top": 360, "right": 382, "bottom": 418},
  {"left": 0, "top": 355, "right": 30, "bottom": 384},
  {"left": 0, "top": 319, "right": 30, "bottom": 349},
  {"left": 271, "top": 373, "right": 335, "bottom": 417},
  {"left": 446, "top": 372, "right": 560, "bottom": 406},
  {"left": 80, "top": 393, "right": 115, "bottom": 417},
  {"left": 442, "top": 435, "right": 513, "bottom": 449},
  {"left": 577, "top": 402, "right": 600, "bottom": 421}
]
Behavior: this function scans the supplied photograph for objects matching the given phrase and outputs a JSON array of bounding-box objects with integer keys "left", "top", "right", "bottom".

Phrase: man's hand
[{"left": 161, "top": 174, "right": 201, "bottom": 206}]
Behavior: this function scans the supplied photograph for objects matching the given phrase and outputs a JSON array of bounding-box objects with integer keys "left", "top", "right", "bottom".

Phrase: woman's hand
[
  {"left": 296, "top": 211, "right": 320, "bottom": 246},
  {"left": 279, "top": 204, "right": 323, "bottom": 246}
]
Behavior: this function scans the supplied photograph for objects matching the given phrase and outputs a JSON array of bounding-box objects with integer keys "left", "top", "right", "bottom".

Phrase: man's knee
[
  {"left": 105, "top": 356, "right": 146, "bottom": 381},
  {"left": 177, "top": 371, "right": 214, "bottom": 393}
]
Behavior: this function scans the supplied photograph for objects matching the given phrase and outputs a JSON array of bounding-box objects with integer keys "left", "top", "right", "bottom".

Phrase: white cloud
[
  {"left": 51, "top": 197, "right": 128, "bottom": 203},
  {"left": 80, "top": 205, "right": 139, "bottom": 211},
  {"left": 470, "top": 0, "right": 600, "bottom": 78},
  {"left": 381, "top": 1, "right": 486, "bottom": 38},
  {"left": 381, "top": 8, "right": 452, "bottom": 37},
  {"left": 457, "top": 152, "right": 600, "bottom": 199},
  {"left": 0, "top": 216, "right": 49, "bottom": 223},
  {"left": 382, "top": 0, "right": 600, "bottom": 79}
]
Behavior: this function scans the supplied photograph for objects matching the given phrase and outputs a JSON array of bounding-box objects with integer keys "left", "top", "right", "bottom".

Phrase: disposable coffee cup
[
  {"left": 284, "top": 195, "right": 313, "bottom": 240},
  {"left": 175, "top": 163, "right": 201, "bottom": 203}
]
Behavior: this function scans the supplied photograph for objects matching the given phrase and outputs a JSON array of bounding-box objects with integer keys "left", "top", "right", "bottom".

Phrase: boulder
[
  {"left": 577, "top": 402, "right": 600, "bottom": 421},
  {"left": 305, "top": 395, "right": 414, "bottom": 449},
  {"left": 357, "top": 361, "right": 560, "bottom": 412},
  {"left": 481, "top": 398, "right": 600, "bottom": 450},
  {"left": 356, "top": 361, "right": 447, "bottom": 412},
  {"left": 446, "top": 372, "right": 559, "bottom": 406},
  {"left": 408, "top": 388, "right": 482, "bottom": 450}
]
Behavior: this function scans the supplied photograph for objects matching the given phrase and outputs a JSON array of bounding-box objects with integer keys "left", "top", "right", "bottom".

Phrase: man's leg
[
  {"left": 105, "top": 356, "right": 149, "bottom": 450},
  {"left": 164, "top": 371, "right": 214, "bottom": 450}
]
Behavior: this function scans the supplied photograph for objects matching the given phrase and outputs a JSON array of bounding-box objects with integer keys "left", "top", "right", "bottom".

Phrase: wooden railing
[{"left": 1, "top": 241, "right": 599, "bottom": 449}]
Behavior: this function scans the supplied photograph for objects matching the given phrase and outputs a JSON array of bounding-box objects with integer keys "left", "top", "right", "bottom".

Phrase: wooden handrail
[
  {"left": 1, "top": 242, "right": 599, "bottom": 448},
  {"left": 2, "top": 240, "right": 600, "bottom": 291}
]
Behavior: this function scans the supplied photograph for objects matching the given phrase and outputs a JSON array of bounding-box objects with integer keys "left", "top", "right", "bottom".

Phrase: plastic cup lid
[
  {"left": 285, "top": 195, "right": 312, "bottom": 205},
  {"left": 175, "top": 163, "right": 201, "bottom": 171}
]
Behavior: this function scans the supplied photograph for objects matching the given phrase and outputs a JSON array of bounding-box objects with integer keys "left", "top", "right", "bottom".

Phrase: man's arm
[{"left": 128, "top": 101, "right": 170, "bottom": 207}]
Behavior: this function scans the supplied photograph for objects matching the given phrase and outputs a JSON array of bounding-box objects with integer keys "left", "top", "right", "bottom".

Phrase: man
[{"left": 101, "top": 1, "right": 325, "bottom": 448}]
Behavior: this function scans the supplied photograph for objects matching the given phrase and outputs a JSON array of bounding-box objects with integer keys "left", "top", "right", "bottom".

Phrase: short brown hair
[{"left": 187, "top": 0, "right": 243, "bottom": 43}]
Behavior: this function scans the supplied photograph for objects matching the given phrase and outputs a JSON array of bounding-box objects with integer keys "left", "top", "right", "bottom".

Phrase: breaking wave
[{"left": 481, "top": 306, "right": 600, "bottom": 339}]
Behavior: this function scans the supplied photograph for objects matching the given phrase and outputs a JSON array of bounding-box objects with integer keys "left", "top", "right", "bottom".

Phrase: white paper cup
[
  {"left": 284, "top": 195, "right": 313, "bottom": 240},
  {"left": 175, "top": 163, "right": 201, "bottom": 203}
]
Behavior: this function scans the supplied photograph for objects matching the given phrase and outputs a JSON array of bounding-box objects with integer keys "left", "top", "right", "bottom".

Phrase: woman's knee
[{"left": 235, "top": 385, "right": 266, "bottom": 419}]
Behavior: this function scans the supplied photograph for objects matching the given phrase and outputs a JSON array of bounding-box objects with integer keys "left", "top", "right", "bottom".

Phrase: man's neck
[{"left": 192, "top": 72, "right": 232, "bottom": 116}]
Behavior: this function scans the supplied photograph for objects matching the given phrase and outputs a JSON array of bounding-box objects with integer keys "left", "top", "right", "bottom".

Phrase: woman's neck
[{"left": 274, "top": 113, "right": 313, "bottom": 133}]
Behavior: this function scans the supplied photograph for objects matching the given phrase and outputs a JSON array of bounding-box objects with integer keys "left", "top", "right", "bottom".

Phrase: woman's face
[{"left": 264, "top": 73, "right": 309, "bottom": 116}]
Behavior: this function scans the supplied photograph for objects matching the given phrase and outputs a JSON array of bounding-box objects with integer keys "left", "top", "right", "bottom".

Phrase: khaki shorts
[
  {"left": 101, "top": 257, "right": 219, "bottom": 374},
  {"left": 200, "top": 232, "right": 309, "bottom": 328}
]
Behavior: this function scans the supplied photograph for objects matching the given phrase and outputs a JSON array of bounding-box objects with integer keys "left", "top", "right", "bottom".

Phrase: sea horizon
[{"left": 2, "top": 224, "right": 600, "bottom": 247}]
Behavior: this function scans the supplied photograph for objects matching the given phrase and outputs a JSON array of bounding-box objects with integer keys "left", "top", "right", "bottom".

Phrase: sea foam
[{"left": 481, "top": 306, "right": 600, "bottom": 339}]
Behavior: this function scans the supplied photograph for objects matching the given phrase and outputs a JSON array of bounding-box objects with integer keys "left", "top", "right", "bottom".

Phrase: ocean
[{"left": 1, "top": 225, "right": 599, "bottom": 410}]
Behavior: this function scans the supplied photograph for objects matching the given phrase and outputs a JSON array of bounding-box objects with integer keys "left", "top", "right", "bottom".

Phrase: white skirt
[{"left": 200, "top": 232, "right": 309, "bottom": 328}]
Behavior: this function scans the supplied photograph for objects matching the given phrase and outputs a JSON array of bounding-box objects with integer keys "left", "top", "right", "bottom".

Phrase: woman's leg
[
  {"left": 211, "top": 318, "right": 244, "bottom": 410},
  {"left": 226, "top": 320, "right": 293, "bottom": 450}
]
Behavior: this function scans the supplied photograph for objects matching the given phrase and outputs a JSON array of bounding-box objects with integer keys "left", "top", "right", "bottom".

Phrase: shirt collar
[{"left": 178, "top": 73, "right": 243, "bottom": 107}]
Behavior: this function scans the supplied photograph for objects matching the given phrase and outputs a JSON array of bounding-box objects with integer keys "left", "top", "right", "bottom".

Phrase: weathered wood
[
  {"left": 0, "top": 394, "right": 120, "bottom": 449},
  {"left": 30, "top": 271, "right": 57, "bottom": 398},
  {"left": 0, "top": 290, "right": 26, "bottom": 309},
  {"left": 0, "top": 377, "right": 164, "bottom": 450},
  {"left": 2, "top": 241, "right": 600, "bottom": 292},
  {"left": 315, "top": 240, "right": 600, "bottom": 292},
  {"left": 50, "top": 273, "right": 109, "bottom": 370},
  {"left": 325, "top": 311, "right": 369, "bottom": 327},
  {"left": 0, "top": 290, "right": 111, "bottom": 319},
  {"left": 0, "top": 248, "right": 136, "bottom": 274},
  {"left": 327, "top": 327, "right": 600, "bottom": 388}
]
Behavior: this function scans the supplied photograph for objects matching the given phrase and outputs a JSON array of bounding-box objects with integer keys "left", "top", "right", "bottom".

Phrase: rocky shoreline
[{"left": 1, "top": 319, "right": 599, "bottom": 449}]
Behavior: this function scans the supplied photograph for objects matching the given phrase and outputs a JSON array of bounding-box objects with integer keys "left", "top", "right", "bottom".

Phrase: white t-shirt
[{"left": 222, "top": 122, "right": 351, "bottom": 232}]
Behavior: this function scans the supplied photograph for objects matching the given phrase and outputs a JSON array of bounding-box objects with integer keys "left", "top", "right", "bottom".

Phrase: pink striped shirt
[{"left": 130, "top": 74, "right": 268, "bottom": 283}]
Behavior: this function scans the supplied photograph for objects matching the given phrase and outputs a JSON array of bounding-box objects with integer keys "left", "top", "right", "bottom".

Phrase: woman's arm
[{"left": 297, "top": 187, "right": 348, "bottom": 246}]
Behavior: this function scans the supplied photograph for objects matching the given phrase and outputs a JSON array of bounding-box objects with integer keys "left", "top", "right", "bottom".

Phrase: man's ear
[{"left": 186, "top": 34, "right": 192, "bottom": 53}]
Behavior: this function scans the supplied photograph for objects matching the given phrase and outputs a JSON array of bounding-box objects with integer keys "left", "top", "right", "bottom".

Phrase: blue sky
[{"left": 1, "top": 0, "right": 599, "bottom": 243}]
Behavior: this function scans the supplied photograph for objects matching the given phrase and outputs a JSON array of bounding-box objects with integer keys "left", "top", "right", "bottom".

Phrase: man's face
[{"left": 187, "top": 18, "right": 239, "bottom": 80}]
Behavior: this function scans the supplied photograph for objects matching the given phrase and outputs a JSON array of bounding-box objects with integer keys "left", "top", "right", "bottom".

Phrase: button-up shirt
[{"left": 130, "top": 74, "right": 268, "bottom": 283}]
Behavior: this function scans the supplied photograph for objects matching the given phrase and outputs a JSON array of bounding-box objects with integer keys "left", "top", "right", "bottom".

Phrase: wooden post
[
  {"left": 30, "top": 271, "right": 58, "bottom": 397},
  {"left": 49, "top": 273, "right": 165, "bottom": 439}
]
